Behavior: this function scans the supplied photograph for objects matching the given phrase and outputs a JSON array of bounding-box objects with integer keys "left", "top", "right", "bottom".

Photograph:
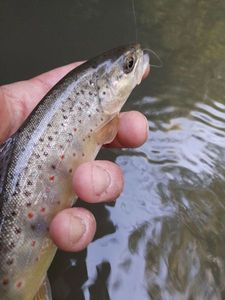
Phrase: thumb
[{"left": 0, "top": 62, "right": 83, "bottom": 144}]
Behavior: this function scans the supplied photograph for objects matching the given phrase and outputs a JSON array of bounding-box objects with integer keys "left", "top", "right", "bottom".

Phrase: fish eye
[{"left": 123, "top": 55, "right": 135, "bottom": 73}]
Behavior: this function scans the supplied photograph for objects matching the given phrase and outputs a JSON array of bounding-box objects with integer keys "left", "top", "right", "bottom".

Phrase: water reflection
[{"left": 49, "top": 0, "right": 225, "bottom": 299}]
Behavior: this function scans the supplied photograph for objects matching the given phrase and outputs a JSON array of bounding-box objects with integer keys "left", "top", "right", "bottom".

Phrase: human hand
[{"left": 0, "top": 62, "right": 149, "bottom": 252}]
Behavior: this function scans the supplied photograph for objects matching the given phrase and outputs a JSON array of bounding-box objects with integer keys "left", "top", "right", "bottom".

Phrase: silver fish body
[{"left": 0, "top": 44, "right": 149, "bottom": 299}]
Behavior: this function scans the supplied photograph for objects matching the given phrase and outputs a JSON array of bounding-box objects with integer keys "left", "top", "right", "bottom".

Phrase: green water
[{"left": 1, "top": 0, "right": 225, "bottom": 299}]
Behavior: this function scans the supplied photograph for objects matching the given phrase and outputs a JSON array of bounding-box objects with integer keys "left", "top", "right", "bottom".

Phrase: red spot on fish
[
  {"left": 2, "top": 278, "right": 9, "bottom": 285},
  {"left": 16, "top": 281, "right": 22, "bottom": 288},
  {"left": 27, "top": 212, "right": 33, "bottom": 219},
  {"left": 31, "top": 240, "right": 36, "bottom": 247},
  {"left": 60, "top": 154, "right": 65, "bottom": 160},
  {"left": 49, "top": 176, "right": 55, "bottom": 182},
  {"left": 40, "top": 207, "right": 46, "bottom": 213}
]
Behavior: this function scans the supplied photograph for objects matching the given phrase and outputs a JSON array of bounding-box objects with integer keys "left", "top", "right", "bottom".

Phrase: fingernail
[
  {"left": 69, "top": 216, "right": 86, "bottom": 244},
  {"left": 92, "top": 165, "right": 111, "bottom": 196}
]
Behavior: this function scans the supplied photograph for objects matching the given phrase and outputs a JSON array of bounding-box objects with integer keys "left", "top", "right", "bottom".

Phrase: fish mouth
[
  {"left": 136, "top": 51, "right": 150, "bottom": 84},
  {"left": 142, "top": 51, "right": 150, "bottom": 79}
]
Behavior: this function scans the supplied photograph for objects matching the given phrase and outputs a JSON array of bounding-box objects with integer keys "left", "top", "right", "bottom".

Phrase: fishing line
[
  {"left": 131, "top": 0, "right": 138, "bottom": 42},
  {"left": 143, "top": 48, "right": 163, "bottom": 68},
  {"left": 130, "top": 0, "right": 162, "bottom": 68}
]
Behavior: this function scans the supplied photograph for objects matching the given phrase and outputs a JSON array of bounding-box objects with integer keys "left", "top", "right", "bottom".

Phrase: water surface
[{"left": 1, "top": 0, "right": 225, "bottom": 299}]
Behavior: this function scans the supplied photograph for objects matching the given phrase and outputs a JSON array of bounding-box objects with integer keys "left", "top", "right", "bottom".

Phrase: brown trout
[{"left": 0, "top": 44, "right": 149, "bottom": 299}]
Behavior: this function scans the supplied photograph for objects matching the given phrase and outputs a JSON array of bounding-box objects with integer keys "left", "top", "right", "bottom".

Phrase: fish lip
[
  {"left": 136, "top": 51, "right": 150, "bottom": 85},
  {"left": 142, "top": 53, "right": 150, "bottom": 80}
]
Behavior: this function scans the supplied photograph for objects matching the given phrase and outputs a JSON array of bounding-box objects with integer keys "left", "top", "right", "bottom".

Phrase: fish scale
[{"left": 0, "top": 44, "right": 149, "bottom": 299}]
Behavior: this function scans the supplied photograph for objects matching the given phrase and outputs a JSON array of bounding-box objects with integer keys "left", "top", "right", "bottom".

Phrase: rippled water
[
  {"left": 47, "top": 1, "right": 225, "bottom": 299},
  {"left": 1, "top": 0, "right": 225, "bottom": 299}
]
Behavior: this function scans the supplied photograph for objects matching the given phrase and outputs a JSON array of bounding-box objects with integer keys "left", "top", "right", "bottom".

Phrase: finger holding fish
[{"left": 0, "top": 44, "right": 150, "bottom": 299}]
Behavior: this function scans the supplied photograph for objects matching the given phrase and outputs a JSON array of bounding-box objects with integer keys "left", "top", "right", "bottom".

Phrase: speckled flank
[{"left": 0, "top": 44, "right": 148, "bottom": 299}]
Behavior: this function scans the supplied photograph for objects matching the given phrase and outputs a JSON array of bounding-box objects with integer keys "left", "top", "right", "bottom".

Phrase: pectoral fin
[
  {"left": 95, "top": 115, "right": 119, "bottom": 145},
  {"left": 33, "top": 276, "right": 52, "bottom": 300}
]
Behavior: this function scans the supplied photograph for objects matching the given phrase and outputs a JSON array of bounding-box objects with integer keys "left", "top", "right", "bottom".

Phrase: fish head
[{"left": 94, "top": 44, "right": 149, "bottom": 116}]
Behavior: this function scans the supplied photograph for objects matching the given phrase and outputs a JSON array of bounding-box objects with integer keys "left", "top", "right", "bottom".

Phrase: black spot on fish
[
  {"left": 31, "top": 224, "right": 36, "bottom": 231},
  {"left": 51, "top": 165, "right": 56, "bottom": 170},
  {"left": 63, "top": 115, "right": 68, "bottom": 120},
  {"left": 81, "top": 90, "right": 84, "bottom": 94},
  {"left": 47, "top": 123, "right": 52, "bottom": 127},
  {"left": 15, "top": 227, "right": 21, "bottom": 234},
  {"left": 76, "top": 92, "right": 80, "bottom": 95},
  {"left": 79, "top": 120, "right": 82, "bottom": 124},
  {"left": 48, "top": 136, "right": 53, "bottom": 141},
  {"left": 11, "top": 211, "right": 17, "bottom": 216},
  {"left": 27, "top": 180, "right": 33, "bottom": 186},
  {"left": 9, "top": 242, "right": 15, "bottom": 249},
  {"left": 43, "top": 152, "right": 48, "bottom": 157},
  {"left": 6, "top": 258, "right": 14, "bottom": 265},
  {"left": 2, "top": 278, "right": 9, "bottom": 285},
  {"left": 35, "top": 153, "right": 40, "bottom": 159},
  {"left": 89, "top": 91, "right": 93, "bottom": 96},
  {"left": 24, "top": 190, "right": 31, "bottom": 197},
  {"left": 40, "top": 138, "right": 44, "bottom": 142}
]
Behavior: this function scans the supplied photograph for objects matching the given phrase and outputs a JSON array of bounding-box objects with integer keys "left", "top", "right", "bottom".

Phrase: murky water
[{"left": 1, "top": 0, "right": 225, "bottom": 299}]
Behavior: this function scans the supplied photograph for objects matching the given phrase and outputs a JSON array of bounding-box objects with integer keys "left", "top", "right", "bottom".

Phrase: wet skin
[{"left": 0, "top": 62, "right": 150, "bottom": 252}]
